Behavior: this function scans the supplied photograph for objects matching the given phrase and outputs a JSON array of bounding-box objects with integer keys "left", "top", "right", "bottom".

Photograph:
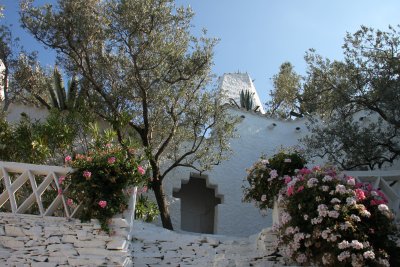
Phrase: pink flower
[
  {"left": 284, "top": 175, "right": 292, "bottom": 184},
  {"left": 75, "top": 154, "right": 85, "bottom": 160},
  {"left": 299, "top": 168, "right": 311, "bottom": 175},
  {"left": 58, "top": 176, "right": 65, "bottom": 185},
  {"left": 58, "top": 188, "right": 63, "bottom": 195},
  {"left": 355, "top": 182, "right": 363, "bottom": 188},
  {"left": 67, "top": 198, "right": 73, "bottom": 206},
  {"left": 346, "top": 177, "right": 355, "bottom": 186},
  {"left": 297, "top": 185, "right": 304, "bottom": 192},
  {"left": 355, "top": 189, "right": 366, "bottom": 201},
  {"left": 366, "top": 184, "right": 373, "bottom": 191},
  {"left": 83, "top": 170, "right": 92, "bottom": 180},
  {"left": 370, "top": 199, "right": 377, "bottom": 206},
  {"left": 98, "top": 200, "right": 107, "bottom": 208},
  {"left": 137, "top": 166, "right": 146, "bottom": 175},
  {"left": 65, "top": 155, "right": 72, "bottom": 163},
  {"left": 287, "top": 186, "right": 295, "bottom": 196},
  {"left": 312, "top": 166, "right": 321, "bottom": 172},
  {"left": 108, "top": 157, "right": 116, "bottom": 164}
]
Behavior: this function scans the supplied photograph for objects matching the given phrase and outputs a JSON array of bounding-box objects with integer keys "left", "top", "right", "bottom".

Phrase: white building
[
  {"left": 3, "top": 72, "right": 399, "bottom": 237},
  {"left": 219, "top": 73, "right": 265, "bottom": 114},
  {"left": 158, "top": 73, "right": 310, "bottom": 237}
]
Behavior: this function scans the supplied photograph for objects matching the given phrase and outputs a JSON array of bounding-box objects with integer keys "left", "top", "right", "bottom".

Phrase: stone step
[{"left": 130, "top": 221, "right": 289, "bottom": 267}]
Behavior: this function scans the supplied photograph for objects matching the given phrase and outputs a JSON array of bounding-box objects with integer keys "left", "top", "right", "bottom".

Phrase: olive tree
[
  {"left": 20, "top": 0, "right": 236, "bottom": 229},
  {"left": 301, "top": 25, "right": 400, "bottom": 170},
  {"left": 265, "top": 62, "right": 303, "bottom": 119}
]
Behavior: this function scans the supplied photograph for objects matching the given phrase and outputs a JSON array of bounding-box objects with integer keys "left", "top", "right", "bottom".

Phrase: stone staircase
[{"left": 130, "top": 221, "right": 288, "bottom": 267}]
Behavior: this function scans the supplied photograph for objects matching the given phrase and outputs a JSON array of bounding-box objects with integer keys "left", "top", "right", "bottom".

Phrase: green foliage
[
  {"left": 265, "top": 26, "right": 400, "bottom": 169},
  {"left": 49, "top": 67, "right": 85, "bottom": 111},
  {"left": 243, "top": 150, "right": 306, "bottom": 209},
  {"left": 0, "top": 112, "right": 49, "bottom": 163},
  {"left": 240, "top": 90, "right": 254, "bottom": 111},
  {"left": 266, "top": 62, "right": 302, "bottom": 119},
  {"left": 0, "top": 110, "right": 87, "bottom": 164},
  {"left": 300, "top": 25, "right": 400, "bottom": 169},
  {"left": 20, "top": 0, "right": 238, "bottom": 229},
  {"left": 64, "top": 143, "right": 148, "bottom": 233},
  {"left": 135, "top": 194, "right": 159, "bottom": 223}
]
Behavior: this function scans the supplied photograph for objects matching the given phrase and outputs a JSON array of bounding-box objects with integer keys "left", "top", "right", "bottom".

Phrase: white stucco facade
[
  {"left": 161, "top": 108, "right": 309, "bottom": 237},
  {"left": 3, "top": 72, "right": 400, "bottom": 238},
  {"left": 219, "top": 73, "right": 265, "bottom": 114}
]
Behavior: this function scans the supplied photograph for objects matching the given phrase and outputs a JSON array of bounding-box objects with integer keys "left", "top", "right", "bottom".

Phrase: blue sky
[{"left": 2, "top": 0, "right": 400, "bottom": 103}]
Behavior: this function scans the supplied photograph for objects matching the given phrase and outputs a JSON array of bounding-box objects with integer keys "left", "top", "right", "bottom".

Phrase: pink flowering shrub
[
  {"left": 243, "top": 150, "right": 306, "bottom": 209},
  {"left": 275, "top": 166, "right": 398, "bottom": 266},
  {"left": 62, "top": 143, "right": 149, "bottom": 232}
]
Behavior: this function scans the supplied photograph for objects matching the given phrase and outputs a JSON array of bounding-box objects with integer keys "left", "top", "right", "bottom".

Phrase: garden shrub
[{"left": 243, "top": 149, "right": 306, "bottom": 209}]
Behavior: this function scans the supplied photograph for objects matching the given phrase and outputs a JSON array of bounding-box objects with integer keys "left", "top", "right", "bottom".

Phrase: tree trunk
[{"left": 153, "top": 179, "right": 174, "bottom": 230}]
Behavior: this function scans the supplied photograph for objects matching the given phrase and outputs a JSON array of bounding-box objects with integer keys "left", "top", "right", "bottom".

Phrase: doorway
[{"left": 173, "top": 176, "right": 221, "bottom": 234}]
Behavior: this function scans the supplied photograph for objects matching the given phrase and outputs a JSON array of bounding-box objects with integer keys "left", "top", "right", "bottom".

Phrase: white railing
[
  {"left": 0, "top": 161, "right": 78, "bottom": 217},
  {"left": 345, "top": 170, "right": 400, "bottom": 219},
  {"left": 0, "top": 161, "right": 138, "bottom": 219}
]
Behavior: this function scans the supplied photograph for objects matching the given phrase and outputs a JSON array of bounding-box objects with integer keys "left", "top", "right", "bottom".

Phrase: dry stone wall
[{"left": 0, "top": 212, "right": 132, "bottom": 266}]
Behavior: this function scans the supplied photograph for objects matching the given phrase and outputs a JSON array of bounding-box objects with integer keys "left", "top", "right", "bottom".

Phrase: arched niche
[{"left": 173, "top": 174, "right": 222, "bottom": 234}]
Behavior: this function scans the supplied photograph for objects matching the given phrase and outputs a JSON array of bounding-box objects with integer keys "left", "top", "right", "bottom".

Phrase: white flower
[
  {"left": 371, "top": 190, "right": 378, "bottom": 196},
  {"left": 328, "top": 210, "right": 339, "bottom": 218},
  {"left": 351, "top": 240, "right": 363, "bottom": 250},
  {"left": 321, "top": 185, "right": 329, "bottom": 192},
  {"left": 331, "top": 198, "right": 341, "bottom": 204},
  {"left": 350, "top": 214, "right": 361, "bottom": 222},
  {"left": 280, "top": 212, "right": 292, "bottom": 224},
  {"left": 359, "top": 208, "right": 371, "bottom": 218},
  {"left": 269, "top": 169, "right": 278, "bottom": 179},
  {"left": 338, "top": 251, "right": 351, "bottom": 261},
  {"left": 346, "top": 197, "right": 356, "bottom": 206},
  {"left": 334, "top": 204, "right": 341, "bottom": 211},
  {"left": 338, "top": 240, "right": 350, "bottom": 249},
  {"left": 322, "top": 175, "right": 333, "bottom": 182},
  {"left": 303, "top": 214, "right": 309, "bottom": 221},
  {"left": 340, "top": 221, "right": 352, "bottom": 230},
  {"left": 317, "top": 204, "right": 328, "bottom": 217},
  {"left": 363, "top": 250, "right": 375, "bottom": 259},
  {"left": 321, "top": 229, "right": 331, "bottom": 239},
  {"left": 261, "top": 195, "right": 267, "bottom": 202},
  {"left": 378, "top": 204, "right": 389, "bottom": 212},
  {"left": 307, "top": 178, "right": 318, "bottom": 188},
  {"left": 347, "top": 177, "right": 356, "bottom": 186},
  {"left": 311, "top": 217, "right": 323, "bottom": 225},
  {"left": 284, "top": 158, "right": 292, "bottom": 163},
  {"left": 336, "top": 184, "right": 347, "bottom": 194},
  {"left": 261, "top": 159, "right": 269, "bottom": 165}
]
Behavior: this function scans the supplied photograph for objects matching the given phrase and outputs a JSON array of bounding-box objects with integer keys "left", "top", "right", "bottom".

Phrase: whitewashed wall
[
  {"left": 5, "top": 103, "right": 49, "bottom": 122},
  {"left": 160, "top": 108, "right": 309, "bottom": 237}
]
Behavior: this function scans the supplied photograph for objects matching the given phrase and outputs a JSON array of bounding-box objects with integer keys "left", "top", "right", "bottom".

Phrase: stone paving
[{"left": 130, "top": 221, "right": 290, "bottom": 267}]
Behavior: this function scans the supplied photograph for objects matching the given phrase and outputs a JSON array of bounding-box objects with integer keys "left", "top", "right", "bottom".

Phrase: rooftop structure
[{"left": 219, "top": 72, "right": 265, "bottom": 114}]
